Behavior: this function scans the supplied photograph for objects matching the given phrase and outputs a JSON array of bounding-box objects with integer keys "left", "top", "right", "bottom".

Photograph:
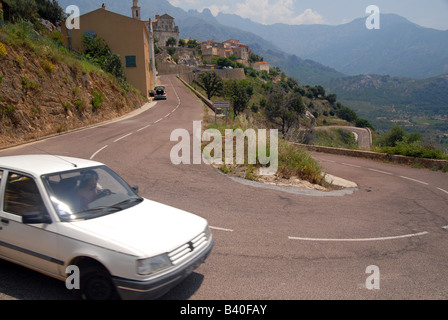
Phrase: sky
[{"left": 167, "top": 0, "right": 448, "bottom": 30}]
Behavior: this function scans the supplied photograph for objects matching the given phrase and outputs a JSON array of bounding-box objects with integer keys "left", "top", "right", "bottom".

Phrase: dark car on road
[{"left": 153, "top": 86, "right": 167, "bottom": 100}]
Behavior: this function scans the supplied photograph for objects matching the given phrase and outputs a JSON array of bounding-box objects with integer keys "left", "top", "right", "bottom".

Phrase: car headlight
[
  {"left": 204, "top": 225, "right": 212, "bottom": 240},
  {"left": 137, "top": 254, "right": 172, "bottom": 275}
]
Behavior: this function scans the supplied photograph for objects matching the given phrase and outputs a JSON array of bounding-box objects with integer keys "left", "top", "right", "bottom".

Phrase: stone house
[
  {"left": 252, "top": 61, "right": 270, "bottom": 72},
  {"left": 152, "top": 14, "right": 180, "bottom": 47}
]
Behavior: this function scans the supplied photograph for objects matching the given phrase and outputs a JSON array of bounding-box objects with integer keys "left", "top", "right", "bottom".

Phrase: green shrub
[
  {"left": 376, "top": 125, "right": 448, "bottom": 159},
  {"left": 277, "top": 141, "right": 325, "bottom": 185},
  {"left": 91, "top": 91, "right": 104, "bottom": 110},
  {"left": 21, "top": 76, "right": 38, "bottom": 91},
  {"left": 381, "top": 141, "right": 448, "bottom": 160}
]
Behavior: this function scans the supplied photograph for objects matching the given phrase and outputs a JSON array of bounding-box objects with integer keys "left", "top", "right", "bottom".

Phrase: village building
[
  {"left": 201, "top": 39, "right": 252, "bottom": 66},
  {"left": 61, "top": 1, "right": 156, "bottom": 98},
  {"left": 252, "top": 61, "right": 270, "bottom": 72},
  {"left": 151, "top": 14, "right": 180, "bottom": 47}
]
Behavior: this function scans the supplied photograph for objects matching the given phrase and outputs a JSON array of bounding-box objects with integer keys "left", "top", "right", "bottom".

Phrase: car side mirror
[
  {"left": 132, "top": 186, "right": 139, "bottom": 194},
  {"left": 22, "top": 212, "right": 52, "bottom": 225}
]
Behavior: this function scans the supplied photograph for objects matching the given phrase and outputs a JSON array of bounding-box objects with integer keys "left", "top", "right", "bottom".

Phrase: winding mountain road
[{"left": 0, "top": 75, "right": 447, "bottom": 300}]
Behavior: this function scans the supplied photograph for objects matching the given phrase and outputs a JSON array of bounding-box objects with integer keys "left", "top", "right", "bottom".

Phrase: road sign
[
  {"left": 212, "top": 101, "right": 231, "bottom": 125},
  {"left": 213, "top": 101, "right": 231, "bottom": 109}
]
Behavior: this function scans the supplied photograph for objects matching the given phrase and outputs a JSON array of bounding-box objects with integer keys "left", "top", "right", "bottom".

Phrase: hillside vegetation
[
  {"left": 0, "top": 21, "right": 145, "bottom": 149},
  {"left": 325, "top": 74, "right": 448, "bottom": 151}
]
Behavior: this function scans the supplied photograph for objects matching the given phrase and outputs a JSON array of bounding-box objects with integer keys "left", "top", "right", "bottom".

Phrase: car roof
[{"left": 0, "top": 155, "right": 104, "bottom": 176}]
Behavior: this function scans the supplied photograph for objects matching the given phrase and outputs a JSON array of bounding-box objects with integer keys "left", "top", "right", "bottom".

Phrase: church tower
[{"left": 132, "top": 0, "right": 141, "bottom": 20}]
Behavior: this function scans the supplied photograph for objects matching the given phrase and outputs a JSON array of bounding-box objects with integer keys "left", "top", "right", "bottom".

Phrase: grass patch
[
  {"left": 91, "top": 90, "right": 104, "bottom": 110},
  {"left": 312, "top": 128, "right": 358, "bottom": 149},
  {"left": 277, "top": 140, "right": 325, "bottom": 185}
]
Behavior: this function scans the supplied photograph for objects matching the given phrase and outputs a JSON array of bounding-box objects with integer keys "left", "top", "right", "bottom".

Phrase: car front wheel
[{"left": 79, "top": 266, "right": 119, "bottom": 300}]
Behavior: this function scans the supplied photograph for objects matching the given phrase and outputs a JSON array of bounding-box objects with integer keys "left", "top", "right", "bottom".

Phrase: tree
[
  {"left": 326, "top": 93, "right": 337, "bottom": 106},
  {"left": 217, "top": 57, "right": 234, "bottom": 68},
  {"left": 6, "top": 0, "right": 64, "bottom": 24},
  {"left": 187, "top": 39, "right": 200, "bottom": 49},
  {"left": 265, "top": 84, "right": 306, "bottom": 134},
  {"left": 225, "top": 79, "right": 254, "bottom": 116},
  {"left": 36, "top": 0, "right": 65, "bottom": 24},
  {"left": 6, "top": 0, "right": 38, "bottom": 22},
  {"left": 376, "top": 125, "right": 408, "bottom": 147},
  {"left": 82, "top": 33, "right": 126, "bottom": 82},
  {"left": 355, "top": 118, "right": 374, "bottom": 130},
  {"left": 336, "top": 106, "right": 358, "bottom": 123},
  {"left": 195, "top": 72, "right": 223, "bottom": 100},
  {"left": 166, "top": 37, "right": 177, "bottom": 47},
  {"left": 249, "top": 53, "right": 263, "bottom": 63}
]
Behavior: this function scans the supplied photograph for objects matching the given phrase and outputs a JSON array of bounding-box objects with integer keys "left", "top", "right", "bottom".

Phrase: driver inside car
[{"left": 74, "top": 170, "right": 110, "bottom": 211}]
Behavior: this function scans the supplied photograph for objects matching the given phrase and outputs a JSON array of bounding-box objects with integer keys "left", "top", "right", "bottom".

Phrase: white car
[{"left": 0, "top": 155, "right": 214, "bottom": 300}]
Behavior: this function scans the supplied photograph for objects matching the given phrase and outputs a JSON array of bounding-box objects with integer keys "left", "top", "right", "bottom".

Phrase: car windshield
[{"left": 42, "top": 166, "right": 142, "bottom": 221}]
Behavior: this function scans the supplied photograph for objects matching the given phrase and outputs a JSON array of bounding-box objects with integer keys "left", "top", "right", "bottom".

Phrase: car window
[
  {"left": 42, "top": 166, "right": 142, "bottom": 221},
  {"left": 4, "top": 172, "right": 48, "bottom": 217}
]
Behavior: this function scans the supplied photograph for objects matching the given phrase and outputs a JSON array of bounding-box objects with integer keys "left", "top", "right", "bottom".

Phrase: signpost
[{"left": 212, "top": 101, "right": 231, "bottom": 125}]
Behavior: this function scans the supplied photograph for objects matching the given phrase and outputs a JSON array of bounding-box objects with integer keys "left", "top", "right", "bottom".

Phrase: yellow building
[
  {"left": 252, "top": 61, "right": 270, "bottom": 72},
  {"left": 61, "top": 2, "right": 155, "bottom": 98}
]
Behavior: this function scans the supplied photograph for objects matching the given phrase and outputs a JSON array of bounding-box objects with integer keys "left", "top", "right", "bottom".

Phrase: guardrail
[{"left": 177, "top": 75, "right": 214, "bottom": 111}]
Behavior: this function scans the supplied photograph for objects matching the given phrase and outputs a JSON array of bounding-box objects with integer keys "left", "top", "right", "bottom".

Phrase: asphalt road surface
[{"left": 0, "top": 75, "right": 447, "bottom": 300}]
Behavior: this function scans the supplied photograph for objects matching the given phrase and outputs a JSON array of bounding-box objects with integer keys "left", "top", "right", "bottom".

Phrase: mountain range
[{"left": 214, "top": 12, "right": 448, "bottom": 79}]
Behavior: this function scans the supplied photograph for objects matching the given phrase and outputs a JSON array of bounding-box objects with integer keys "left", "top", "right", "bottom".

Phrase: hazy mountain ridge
[{"left": 215, "top": 12, "right": 448, "bottom": 79}]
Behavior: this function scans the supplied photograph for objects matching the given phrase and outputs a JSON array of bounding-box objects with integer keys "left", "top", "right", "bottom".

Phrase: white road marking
[
  {"left": 398, "top": 175, "right": 429, "bottom": 185},
  {"left": 113, "top": 132, "right": 133, "bottom": 143},
  {"left": 342, "top": 163, "right": 361, "bottom": 168},
  {"left": 320, "top": 159, "right": 336, "bottom": 163},
  {"left": 137, "top": 124, "right": 151, "bottom": 132},
  {"left": 288, "top": 231, "right": 429, "bottom": 242},
  {"left": 90, "top": 145, "right": 108, "bottom": 159},
  {"left": 210, "top": 226, "right": 234, "bottom": 232},
  {"left": 368, "top": 168, "right": 393, "bottom": 175},
  {"left": 154, "top": 118, "right": 163, "bottom": 124},
  {"left": 437, "top": 187, "right": 448, "bottom": 194}
]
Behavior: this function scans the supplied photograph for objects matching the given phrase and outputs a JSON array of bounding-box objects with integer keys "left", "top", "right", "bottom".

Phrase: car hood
[{"left": 67, "top": 199, "right": 208, "bottom": 257}]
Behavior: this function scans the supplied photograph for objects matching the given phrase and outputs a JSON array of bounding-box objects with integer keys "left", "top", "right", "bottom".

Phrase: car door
[{"left": 0, "top": 170, "right": 61, "bottom": 278}]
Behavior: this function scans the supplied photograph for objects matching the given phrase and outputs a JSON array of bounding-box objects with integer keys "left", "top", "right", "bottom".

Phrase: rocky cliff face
[{"left": 0, "top": 42, "right": 146, "bottom": 149}]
